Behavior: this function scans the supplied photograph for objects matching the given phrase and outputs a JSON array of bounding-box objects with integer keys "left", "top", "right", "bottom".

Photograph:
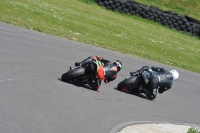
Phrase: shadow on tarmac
[
  {"left": 113, "top": 87, "right": 150, "bottom": 100},
  {"left": 58, "top": 78, "right": 97, "bottom": 91}
]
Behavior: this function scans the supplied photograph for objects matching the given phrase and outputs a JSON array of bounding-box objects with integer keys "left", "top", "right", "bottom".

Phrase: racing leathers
[
  {"left": 78, "top": 56, "right": 119, "bottom": 91},
  {"left": 130, "top": 66, "right": 174, "bottom": 100}
]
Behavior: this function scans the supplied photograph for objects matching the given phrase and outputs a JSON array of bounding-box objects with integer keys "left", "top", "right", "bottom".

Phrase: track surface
[{"left": 0, "top": 23, "right": 200, "bottom": 133}]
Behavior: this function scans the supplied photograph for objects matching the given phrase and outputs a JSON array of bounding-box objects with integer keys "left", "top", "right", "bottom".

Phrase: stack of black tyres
[{"left": 95, "top": 0, "right": 200, "bottom": 37}]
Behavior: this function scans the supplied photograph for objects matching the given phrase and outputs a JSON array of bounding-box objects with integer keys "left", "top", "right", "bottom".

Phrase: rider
[
  {"left": 77, "top": 56, "right": 122, "bottom": 91},
  {"left": 130, "top": 66, "right": 179, "bottom": 100}
]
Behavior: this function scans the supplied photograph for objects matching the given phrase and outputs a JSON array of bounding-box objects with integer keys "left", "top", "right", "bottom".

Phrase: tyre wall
[{"left": 95, "top": 0, "right": 200, "bottom": 37}]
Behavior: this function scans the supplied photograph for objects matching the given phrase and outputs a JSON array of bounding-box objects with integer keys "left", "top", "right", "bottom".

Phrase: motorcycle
[{"left": 61, "top": 59, "right": 103, "bottom": 91}]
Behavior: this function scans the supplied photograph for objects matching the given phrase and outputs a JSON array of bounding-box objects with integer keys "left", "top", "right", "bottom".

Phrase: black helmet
[{"left": 113, "top": 60, "right": 122, "bottom": 71}]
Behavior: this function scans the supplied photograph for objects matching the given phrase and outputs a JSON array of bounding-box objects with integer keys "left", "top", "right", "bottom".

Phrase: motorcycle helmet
[
  {"left": 113, "top": 60, "right": 122, "bottom": 71},
  {"left": 170, "top": 70, "right": 179, "bottom": 81}
]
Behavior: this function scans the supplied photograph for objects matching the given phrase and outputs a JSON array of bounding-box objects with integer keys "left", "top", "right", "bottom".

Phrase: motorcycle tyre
[
  {"left": 117, "top": 76, "right": 138, "bottom": 91},
  {"left": 61, "top": 67, "right": 85, "bottom": 82}
]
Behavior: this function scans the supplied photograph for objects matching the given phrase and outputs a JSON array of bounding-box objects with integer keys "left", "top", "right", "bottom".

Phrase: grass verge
[
  {"left": 188, "top": 127, "right": 200, "bottom": 133},
  {"left": 0, "top": 0, "right": 200, "bottom": 73}
]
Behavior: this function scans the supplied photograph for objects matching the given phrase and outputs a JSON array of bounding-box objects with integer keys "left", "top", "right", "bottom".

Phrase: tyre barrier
[{"left": 94, "top": 0, "right": 200, "bottom": 37}]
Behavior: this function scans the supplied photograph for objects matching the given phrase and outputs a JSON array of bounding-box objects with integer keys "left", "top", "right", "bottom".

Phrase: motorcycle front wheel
[
  {"left": 61, "top": 67, "right": 85, "bottom": 82},
  {"left": 117, "top": 76, "right": 140, "bottom": 91}
]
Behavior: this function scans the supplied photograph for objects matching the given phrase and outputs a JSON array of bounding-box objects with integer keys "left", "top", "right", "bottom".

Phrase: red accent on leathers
[{"left": 97, "top": 65, "right": 104, "bottom": 79}]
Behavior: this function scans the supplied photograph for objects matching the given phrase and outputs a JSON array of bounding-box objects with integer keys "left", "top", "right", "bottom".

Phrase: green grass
[
  {"left": 0, "top": 0, "right": 200, "bottom": 73},
  {"left": 188, "top": 127, "right": 200, "bottom": 133}
]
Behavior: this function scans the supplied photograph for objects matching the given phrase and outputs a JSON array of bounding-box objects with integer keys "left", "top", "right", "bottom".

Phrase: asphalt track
[{"left": 0, "top": 23, "right": 200, "bottom": 133}]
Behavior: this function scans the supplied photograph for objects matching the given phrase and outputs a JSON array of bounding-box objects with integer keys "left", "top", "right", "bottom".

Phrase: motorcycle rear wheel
[{"left": 61, "top": 67, "right": 85, "bottom": 82}]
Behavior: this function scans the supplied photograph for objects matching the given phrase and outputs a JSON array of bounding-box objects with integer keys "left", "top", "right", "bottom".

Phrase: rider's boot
[
  {"left": 143, "top": 89, "right": 156, "bottom": 100},
  {"left": 88, "top": 80, "right": 99, "bottom": 91},
  {"left": 81, "top": 78, "right": 88, "bottom": 85}
]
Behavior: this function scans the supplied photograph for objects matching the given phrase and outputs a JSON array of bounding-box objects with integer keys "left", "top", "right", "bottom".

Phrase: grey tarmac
[{"left": 0, "top": 23, "right": 200, "bottom": 133}]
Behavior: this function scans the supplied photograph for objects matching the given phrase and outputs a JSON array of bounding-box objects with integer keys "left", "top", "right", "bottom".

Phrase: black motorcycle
[{"left": 61, "top": 59, "right": 103, "bottom": 91}]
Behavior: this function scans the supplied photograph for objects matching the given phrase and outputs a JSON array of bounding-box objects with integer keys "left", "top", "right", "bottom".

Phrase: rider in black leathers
[
  {"left": 77, "top": 56, "right": 122, "bottom": 91},
  {"left": 130, "top": 66, "right": 179, "bottom": 100}
]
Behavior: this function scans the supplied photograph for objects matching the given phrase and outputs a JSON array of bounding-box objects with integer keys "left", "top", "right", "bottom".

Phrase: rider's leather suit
[{"left": 80, "top": 56, "right": 118, "bottom": 90}]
